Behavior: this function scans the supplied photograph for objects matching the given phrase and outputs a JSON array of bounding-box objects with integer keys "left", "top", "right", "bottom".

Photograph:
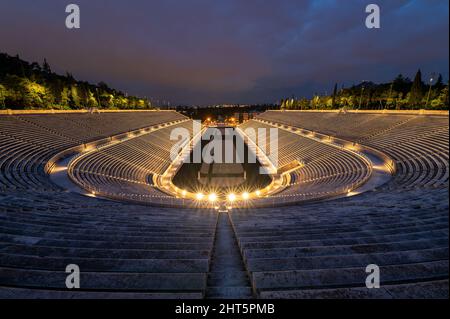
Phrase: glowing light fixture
[
  {"left": 208, "top": 193, "right": 217, "bottom": 202},
  {"left": 52, "top": 166, "right": 68, "bottom": 173},
  {"left": 347, "top": 190, "right": 360, "bottom": 197},
  {"left": 196, "top": 193, "right": 204, "bottom": 201},
  {"left": 181, "top": 190, "right": 187, "bottom": 197},
  {"left": 255, "top": 190, "right": 261, "bottom": 196},
  {"left": 242, "top": 192, "right": 250, "bottom": 200},
  {"left": 228, "top": 193, "right": 236, "bottom": 202},
  {"left": 87, "top": 191, "right": 97, "bottom": 198}
]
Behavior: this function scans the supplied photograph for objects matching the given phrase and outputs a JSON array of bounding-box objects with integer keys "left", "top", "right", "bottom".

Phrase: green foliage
[
  {"left": 0, "top": 83, "right": 6, "bottom": 108},
  {"left": 332, "top": 83, "right": 338, "bottom": 108},
  {"left": 409, "top": 69, "right": 424, "bottom": 108},
  {"left": 0, "top": 52, "right": 152, "bottom": 110},
  {"left": 431, "top": 86, "right": 449, "bottom": 110},
  {"left": 280, "top": 71, "right": 448, "bottom": 111}
]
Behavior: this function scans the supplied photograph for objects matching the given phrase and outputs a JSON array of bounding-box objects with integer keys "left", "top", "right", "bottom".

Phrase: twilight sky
[{"left": 0, "top": 0, "right": 448, "bottom": 105}]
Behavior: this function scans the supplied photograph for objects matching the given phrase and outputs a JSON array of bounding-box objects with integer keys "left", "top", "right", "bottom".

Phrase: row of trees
[
  {"left": 281, "top": 70, "right": 449, "bottom": 110},
  {"left": 0, "top": 53, "right": 151, "bottom": 110}
]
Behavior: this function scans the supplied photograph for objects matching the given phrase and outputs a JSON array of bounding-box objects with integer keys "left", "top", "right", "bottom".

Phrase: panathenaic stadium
[{"left": 0, "top": 109, "right": 448, "bottom": 299}]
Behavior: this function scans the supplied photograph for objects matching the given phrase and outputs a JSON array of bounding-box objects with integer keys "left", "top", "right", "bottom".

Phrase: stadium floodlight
[
  {"left": 242, "top": 192, "right": 250, "bottom": 200},
  {"left": 228, "top": 193, "right": 236, "bottom": 202},
  {"left": 196, "top": 193, "right": 204, "bottom": 200},
  {"left": 208, "top": 193, "right": 217, "bottom": 202},
  {"left": 87, "top": 191, "right": 97, "bottom": 198}
]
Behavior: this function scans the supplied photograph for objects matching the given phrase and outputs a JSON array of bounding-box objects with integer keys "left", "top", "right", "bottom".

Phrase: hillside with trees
[
  {"left": 0, "top": 52, "right": 151, "bottom": 110},
  {"left": 281, "top": 70, "right": 449, "bottom": 111}
]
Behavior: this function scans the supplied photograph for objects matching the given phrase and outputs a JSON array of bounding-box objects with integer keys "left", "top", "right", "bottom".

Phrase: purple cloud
[{"left": 0, "top": 0, "right": 448, "bottom": 105}]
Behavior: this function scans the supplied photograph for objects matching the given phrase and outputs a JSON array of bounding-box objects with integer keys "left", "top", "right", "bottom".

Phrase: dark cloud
[{"left": 0, "top": 0, "right": 448, "bottom": 105}]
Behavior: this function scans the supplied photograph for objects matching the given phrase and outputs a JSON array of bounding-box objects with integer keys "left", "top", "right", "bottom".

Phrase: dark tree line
[
  {"left": 0, "top": 53, "right": 151, "bottom": 110},
  {"left": 281, "top": 70, "right": 449, "bottom": 110}
]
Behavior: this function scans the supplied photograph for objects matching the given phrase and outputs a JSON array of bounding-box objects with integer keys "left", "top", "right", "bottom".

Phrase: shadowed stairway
[{"left": 206, "top": 212, "right": 253, "bottom": 299}]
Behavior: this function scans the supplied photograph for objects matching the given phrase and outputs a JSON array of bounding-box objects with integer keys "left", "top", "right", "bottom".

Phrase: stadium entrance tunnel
[{"left": 171, "top": 127, "right": 272, "bottom": 201}]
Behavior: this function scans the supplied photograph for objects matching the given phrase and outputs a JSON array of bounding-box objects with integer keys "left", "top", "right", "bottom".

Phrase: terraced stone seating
[
  {"left": 361, "top": 118, "right": 449, "bottom": 189},
  {"left": 69, "top": 120, "right": 194, "bottom": 203},
  {"left": 255, "top": 111, "right": 449, "bottom": 189},
  {"left": 0, "top": 110, "right": 448, "bottom": 299},
  {"left": 0, "top": 111, "right": 186, "bottom": 191},
  {"left": 257, "top": 111, "right": 415, "bottom": 141},
  {"left": 19, "top": 111, "right": 187, "bottom": 143},
  {"left": 239, "top": 120, "right": 371, "bottom": 203},
  {"left": 230, "top": 187, "right": 449, "bottom": 299},
  {"left": 0, "top": 190, "right": 217, "bottom": 298},
  {"left": 0, "top": 116, "right": 79, "bottom": 191}
]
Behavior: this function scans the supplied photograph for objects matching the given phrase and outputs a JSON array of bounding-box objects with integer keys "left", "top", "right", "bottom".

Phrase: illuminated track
[
  {"left": 154, "top": 126, "right": 287, "bottom": 209},
  {"left": 49, "top": 120, "right": 390, "bottom": 208}
]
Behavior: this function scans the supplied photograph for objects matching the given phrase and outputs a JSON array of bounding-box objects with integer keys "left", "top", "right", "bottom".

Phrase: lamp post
[
  {"left": 387, "top": 82, "right": 394, "bottom": 109},
  {"left": 425, "top": 75, "right": 435, "bottom": 108},
  {"left": 359, "top": 85, "right": 365, "bottom": 109},
  {"left": 95, "top": 88, "right": 101, "bottom": 108}
]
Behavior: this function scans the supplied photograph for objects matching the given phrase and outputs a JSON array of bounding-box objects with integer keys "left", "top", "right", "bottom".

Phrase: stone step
[
  {"left": 0, "top": 244, "right": 210, "bottom": 259},
  {"left": 234, "top": 216, "right": 449, "bottom": 236},
  {"left": 0, "top": 220, "right": 212, "bottom": 231},
  {"left": 237, "top": 223, "right": 448, "bottom": 243},
  {"left": 243, "top": 238, "right": 448, "bottom": 259},
  {"left": 0, "top": 226, "right": 213, "bottom": 243},
  {"left": 239, "top": 231, "right": 449, "bottom": 250},
  {"left": 0, "top": 254, "right": 209, "bottom": 273},
  {"left": 0, "top": 286, "right": 203, "bottom": 299},
  {"left": 252, "top": 260, "right": 449, "bottom": 291},
  {"left": 0, "top": 219, "right": 215, "bottom": 236},
  {"left": 206, "top": 286, "right": 253, "bottom": 299},
  {"left": 208, "top": 271, "right": 250, "bottom": 287},
  {"left": 246, "top": 247, "right": 449, "bottom": 271},
  {"left": 0, "top": 214, "right": 216, "bottom": 226},
  {"left": 259, "top": 280, "right": 449, "bottom": 299},
  {"left": 0, "top": 234, "right": 213, "bottom": 250},
  {"left": 205, "top": 213, "right": 253, "bottom": 299},
  {"left": 0, "top": 267, "right": 207, "bottom": 291}
]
